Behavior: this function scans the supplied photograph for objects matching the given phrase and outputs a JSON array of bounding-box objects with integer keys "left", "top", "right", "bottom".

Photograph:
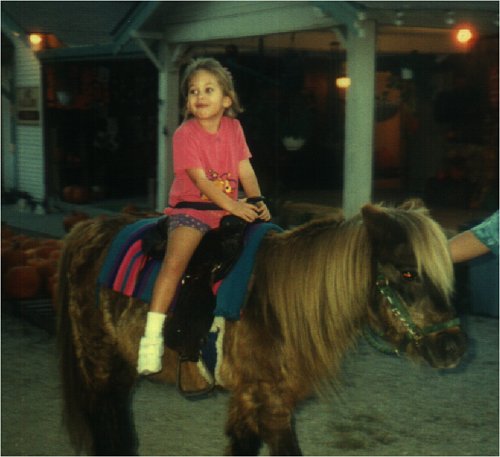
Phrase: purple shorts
[{"left": 167, "top": 214, "right": 212, "bottom": 234}]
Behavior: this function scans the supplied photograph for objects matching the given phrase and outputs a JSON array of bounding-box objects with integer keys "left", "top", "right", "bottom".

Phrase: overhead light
[
  {"left": 29, "top": 33, "right": 43, "bottom": 45},
  {"left": 28, "top": 33, "right": 44, "bottom": 51},
  {"left": 454, "top": 26, "right": 475, "bottom": 46},
  {"left": 336, "top": 77, "right": 351, "bottom": 89}
]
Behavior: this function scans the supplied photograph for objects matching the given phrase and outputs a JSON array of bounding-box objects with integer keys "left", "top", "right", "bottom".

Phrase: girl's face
[{"left": 186, "top": 69, "right": 232, "bottom": 126}]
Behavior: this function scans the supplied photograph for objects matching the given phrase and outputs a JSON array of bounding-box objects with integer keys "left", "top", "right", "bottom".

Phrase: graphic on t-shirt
[{"left": 201, "top": 170, "right": 237, "bottom": 200}]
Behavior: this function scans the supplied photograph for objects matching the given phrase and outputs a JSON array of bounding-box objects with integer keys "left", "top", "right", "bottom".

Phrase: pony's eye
[{"left": 401, "top": 270, "right": 418, "bottom": 281}]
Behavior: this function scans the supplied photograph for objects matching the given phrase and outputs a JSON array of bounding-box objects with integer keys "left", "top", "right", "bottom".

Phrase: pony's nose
[
  {"left": 436, "top": 330, "right": 467, "bottom": 359},
  {"left": 422, "top": 330, "right": 468, "bottom": 368}
]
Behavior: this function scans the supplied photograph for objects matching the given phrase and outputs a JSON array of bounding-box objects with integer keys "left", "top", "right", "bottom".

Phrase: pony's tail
[{"left": 56, "top": 240, "right": 93, "bottom": 454}]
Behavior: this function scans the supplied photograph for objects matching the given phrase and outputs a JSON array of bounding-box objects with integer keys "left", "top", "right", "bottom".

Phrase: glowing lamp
[
  {"left": 29, "top": 34, "right": 43, "bottom": 45},
  {"left": 336, "top": 77, "right": 351, "bottom": 89},
  {"left": 455, "top": 27, "right": 474, "bottom": 45}
]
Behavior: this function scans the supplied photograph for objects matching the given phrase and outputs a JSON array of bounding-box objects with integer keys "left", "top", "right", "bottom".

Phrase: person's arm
[
  {"left": 186, "top": 168, "right": 259, "bottom": 223},
  {"left": 238, "top": 159, "right": 271, "bottom": 221},
  {"left": 448, "top": 230, "right": 491, "bottom": 263}
]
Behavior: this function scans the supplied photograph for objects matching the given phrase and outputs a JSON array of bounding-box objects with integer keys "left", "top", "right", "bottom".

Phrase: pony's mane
[
  {"left": 253, "top": 203, "right": 453, "bottom": 392},
  {"left": 255, "top": 216, "right": 372, "bottom": 392}
]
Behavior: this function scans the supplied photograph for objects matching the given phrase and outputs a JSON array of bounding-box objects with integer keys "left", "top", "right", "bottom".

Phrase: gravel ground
[{"left": 1, "top": 312, "right": 498, "bottom": 456}]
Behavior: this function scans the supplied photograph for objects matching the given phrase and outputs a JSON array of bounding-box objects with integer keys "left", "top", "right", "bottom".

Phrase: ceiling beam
[
  {"left": 112, "top": 1, "right": 162, "bottom": 55},
  {"left": 158, "top": 2, "right": 337, "bottom": 43}
]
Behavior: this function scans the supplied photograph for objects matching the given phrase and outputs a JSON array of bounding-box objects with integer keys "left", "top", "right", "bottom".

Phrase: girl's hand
[
  {"left": 255, "top": 202, "right": 271, "bottom": 221},
  {"left": 229, "top": 200, "right": 260, "bottom": 223}
]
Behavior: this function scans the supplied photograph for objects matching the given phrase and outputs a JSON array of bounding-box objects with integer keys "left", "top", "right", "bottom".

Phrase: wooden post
[
  {"left": 156, "top": 44, "right": 182, "bottom": 212},
  {"left": 342, "top": 20, "right": 376, "bottom": 217}
]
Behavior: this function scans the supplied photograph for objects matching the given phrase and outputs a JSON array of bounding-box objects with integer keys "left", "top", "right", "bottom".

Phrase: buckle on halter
[{"left": 376, "top": 274, "right": 389, "bottom": 287}]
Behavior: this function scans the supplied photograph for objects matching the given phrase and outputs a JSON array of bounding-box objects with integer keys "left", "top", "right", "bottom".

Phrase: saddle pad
[
  {"left": 214, "top": 222, "right": 283, "bottom": 319},
  {"left": 98, "top": 218, "right": 283, "bottom": 320},
  {"left": 98, "top": 217, "right": 163, "bottom": 303}
]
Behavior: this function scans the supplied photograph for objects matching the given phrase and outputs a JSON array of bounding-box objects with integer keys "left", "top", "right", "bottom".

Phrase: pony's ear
[
  {"left": 399, "top": 198, "right": 429, "bottom": 213},
  {"left": 361, "top": 204, "right": 406, "bottom": 247}
]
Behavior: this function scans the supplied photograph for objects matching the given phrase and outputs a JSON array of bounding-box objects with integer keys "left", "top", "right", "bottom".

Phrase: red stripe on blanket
[{"left": 112, "top": 239, "right": 148, "bottom": 295}]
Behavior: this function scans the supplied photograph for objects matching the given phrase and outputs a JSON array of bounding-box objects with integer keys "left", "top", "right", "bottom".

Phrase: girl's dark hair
[{"left": 181, "top": 57, "right": 243, "bottom": 119}]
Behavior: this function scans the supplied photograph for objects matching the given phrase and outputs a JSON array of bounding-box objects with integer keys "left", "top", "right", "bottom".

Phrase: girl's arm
[
  {"left": 238, "top": 159, "right": 271, "bottom": 221},
  {"left": 186, "top": 168, "right": 259, "bottom": 223}
]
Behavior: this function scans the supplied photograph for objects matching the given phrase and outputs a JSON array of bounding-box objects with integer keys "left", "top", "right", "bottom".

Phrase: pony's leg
[
  {"left": 225, "top": 388, "right": 263, "bottom": 456},
  {"left": 225, "top": 385, "right": 302, "bottom": 456}
]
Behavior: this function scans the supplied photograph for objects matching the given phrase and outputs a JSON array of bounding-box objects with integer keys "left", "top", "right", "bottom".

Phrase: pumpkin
[
  {"left": 71, "top": 186, "right": 90, "bottom": 204},
  {"left": 1, "top": 225, "right": 15, "bottom": 240},
  {"left": 62, "top": 185, "right": 73, "bottom": 202},
  {"left": 63, "top": 211, "right": 90, "bottom": 232},
  {"left": 5, "top": 265, "right": 41, "bottom": 299},
  {"left": 40, "top": 239, "right": 62, "bottom": 249},
  {"left": 32, "top": 246, "right": 57, "bottom": 259},
  {"left": 49, "top": 249, "right": 61, "bottom": 261},
  {"left": 2, "top": 245, "right": 26, "bottom": 270},
  {"left": 10, "top": 234, "right": 29, "bottom": 245},
  {"left": 62, "top": 185, "right": 90, "bottom": 204},
  {"left": 26, "top": 258, "right": 57, "bottom": 280},
  {"left": 48, "top": 274, "right": 59, "bottom": 310},
  {"left": 23, "top": 247, "right": 39, "bottom": 260},
  {"left": 20, "top": 238, "right": 40, "bottom": 250}
]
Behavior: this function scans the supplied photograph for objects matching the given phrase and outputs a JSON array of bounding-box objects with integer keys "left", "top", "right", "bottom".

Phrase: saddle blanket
[{"left": 97, "top": 217, "right": 283, "bottom": 320}]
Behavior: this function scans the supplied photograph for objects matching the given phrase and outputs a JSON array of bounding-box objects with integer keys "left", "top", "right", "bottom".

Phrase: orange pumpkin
[
  {"left": 10, "top": 234, "right": 29, "bottom": 245},
  {"left": 40, "top": 239, "right": 62, "bottom": 249},
  {"left": 33, "top": 246, "right": 57, "bottom": 259},
  {"left": 63, "top": 185, "right": 90, "bottom": 204},
  {"left": 1, "top": 225, "right": 15, "bottom": 240},
  {"left": 20, "top": 238, "right": 40, "bottom": 250},
  {"left": 71, "top": 186, "right": 90, "bottom": 204},
  {"left": 5, "top": 265, "right": 41, "bottom": 299},
  {"left": 49, "top": 249, "right": 61, "bottom": 261},
  {"left": 2, "top": 246, "right": 26, "bottom": 270},
  {"left": 48, "top": 274, "right": 59, "bottom": 310},
  {"left": 63, "top": 185, "right": 74, "bottom": 202},
  {"left": 63, "top": 211, "right": 90, "bottom": 232},
  {"left": 26, "top": 257, "right": 57, "bottom": 280}
]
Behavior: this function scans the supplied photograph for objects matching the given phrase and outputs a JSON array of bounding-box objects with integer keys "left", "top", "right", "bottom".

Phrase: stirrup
[{"left": 176, "top": 355, "right": 215, "bottom": 399}]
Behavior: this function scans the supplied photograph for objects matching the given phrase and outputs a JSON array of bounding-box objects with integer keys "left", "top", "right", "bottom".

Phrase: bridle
[{"left": 364, "top": 274, "right": 461, "bottom": 356}]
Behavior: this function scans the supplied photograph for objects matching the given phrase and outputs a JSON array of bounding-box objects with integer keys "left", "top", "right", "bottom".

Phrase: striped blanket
[
  {"left": 98, "top": 217, "right": 163, "bottom": 303},
  {"left": 97, "top": 217, "right": 283, "bottom": 319}
]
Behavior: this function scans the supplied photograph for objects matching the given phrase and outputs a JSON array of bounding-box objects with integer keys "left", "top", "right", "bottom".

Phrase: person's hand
[
  {"left": 255, "top": 201, "right": 271, "bottom": 221},
  {"left": 229, "top": 200, "right": 260, "bottom": 223}
]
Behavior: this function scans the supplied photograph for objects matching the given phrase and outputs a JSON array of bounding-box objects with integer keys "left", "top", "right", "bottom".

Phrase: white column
[
  {"left": 342, "top": 20, "right": 376, "bottom": 218},
  {"left": 156, "top": 44, "right": 180, "bottom": 212}
]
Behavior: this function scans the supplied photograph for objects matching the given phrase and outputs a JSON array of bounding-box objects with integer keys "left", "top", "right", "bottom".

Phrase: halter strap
[{"left": 365, "top": 274, "right": 461, "bottom": 355}]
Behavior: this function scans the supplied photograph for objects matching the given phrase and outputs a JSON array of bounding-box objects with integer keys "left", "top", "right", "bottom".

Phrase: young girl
[{"left": 137, "top": 57, "right": 271, "bottom": 374}]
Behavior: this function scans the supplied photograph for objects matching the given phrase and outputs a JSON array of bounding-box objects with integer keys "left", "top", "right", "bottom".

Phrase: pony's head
[{"left": 362, "top": 199, "right": 467, "bottom": 369}]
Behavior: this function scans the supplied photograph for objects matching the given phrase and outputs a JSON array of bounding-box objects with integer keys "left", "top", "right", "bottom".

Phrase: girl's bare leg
[{"left": 137, "top": 226, "right": 205, "bottom": 374}]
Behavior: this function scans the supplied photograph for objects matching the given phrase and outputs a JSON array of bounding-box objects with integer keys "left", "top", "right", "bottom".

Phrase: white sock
[{"left": 144, "top": 311, "right": 166, "bottom": 338}]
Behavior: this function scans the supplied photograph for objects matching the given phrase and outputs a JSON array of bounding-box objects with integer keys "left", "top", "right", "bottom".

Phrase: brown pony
[{"left": 57, "top": 200, "right": 467, "bottom": 455}]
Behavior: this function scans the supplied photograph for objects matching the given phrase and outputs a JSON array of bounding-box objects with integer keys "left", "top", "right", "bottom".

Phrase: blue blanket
[
  {"left": 98, "top": 219, "right": 283, "bottom": 320},
  {"left": 215, "top": 222, "right": 283, "bottom": 319}
]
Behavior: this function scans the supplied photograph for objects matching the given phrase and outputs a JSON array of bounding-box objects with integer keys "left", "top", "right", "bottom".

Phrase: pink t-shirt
[{"left": 165, "top": 116, "right": 252, "bottom": 228}]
